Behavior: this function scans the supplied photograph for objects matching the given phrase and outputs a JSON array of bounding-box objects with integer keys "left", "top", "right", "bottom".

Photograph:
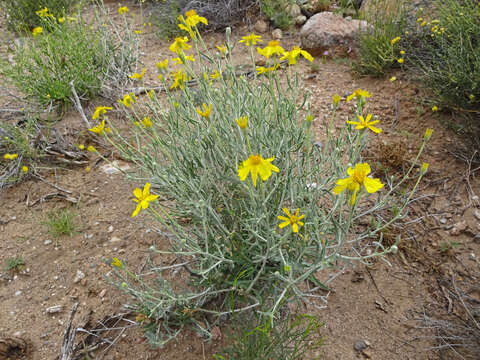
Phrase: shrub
[
  {"left": 260, "top": 0, "right": 293, "bottom": 30},
  {"left": 0, "top": 0, "right": 79, "bottom": 32},
  {"left": 3, "top": 256, "right": 25, "bottom": 272},
  {"left": 104, "top": 13, "right": 430, "bottom": 346},
  {"left": 0, "top": 3, "right": 138, "bottom": 109},
  {"left": 214, "top": 314, "right": 323, "bottom": 360},
  {"left": 407, "top": 0, "right": 480, "bottom": 112},
  {"left": 352, "top": 0, "right": 408, "bottom": 77}
]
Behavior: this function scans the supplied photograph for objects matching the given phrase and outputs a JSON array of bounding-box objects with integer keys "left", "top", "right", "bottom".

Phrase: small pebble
[
  {"left": 44, "top": 239, "right": 52, "bottom": 245},
  {"left": 354, "top": 339, "right": 368, "bottom": 351},
  {"left": 15, "top": 290, "right": 22, "bottom": 296},
  {"left": 73, "top": 270, "right": 85, "bottom": 284}
]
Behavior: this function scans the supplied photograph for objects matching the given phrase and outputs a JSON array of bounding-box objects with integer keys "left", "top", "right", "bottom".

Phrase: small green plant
[
  {"left": 214, "top": 314, "right": 323, "bottom": 360},
  {"left": 440, "top": 241, "right": 459, "bottom": 253},
  {"left": 0, "top": 3, "right": 138, "bottom": 109},
  {"left": 149, "top": 0, "right": 184, "bottom": 39},
  {"left": 4, "top": 256, "right": 25, "bottom": 272},
  {"left": 352, "top": 0, "right": 407, "bottom": 77},
  {"left": 260, "top": 0, "right": 293, "bottom": 30},
  {"left": 42, "top": 208, "right": 78, "bottom": 240},
  {"left": 0, "top": 0, "right": 80, "bottom": 31},
  {"left": 407, "top": 0, "right": 480, "bottom": 112}
]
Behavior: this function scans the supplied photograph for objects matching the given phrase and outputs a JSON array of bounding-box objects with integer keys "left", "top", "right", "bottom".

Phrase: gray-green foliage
[{"left": 0, "top": 4, "right": 138, "bottom": 109}]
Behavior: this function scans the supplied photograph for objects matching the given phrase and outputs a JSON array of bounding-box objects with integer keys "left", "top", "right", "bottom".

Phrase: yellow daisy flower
[
  {"left": 196, "top": 103, "right": 211, "bottom": 118},
  {"left": 239, "top": 33, "right": 263, "bottom": 46},
  {"left": 257, "top": 40, "right": 285, "bottom": 59},
  {"left": 278, "top": 208, "right": 305, "bottom": 233},
  {"left": 238, "top": 154, "right": 279, "bottom": 187},
  {"left": 346, "top": 114, "right": 382, "bottom": 134},
  {"left": 129, "top": 68, "right": 146, "bottom": 80},
  {"left": 169, "top": 37, "right": 191, "bottom": 54},
  {"left": 88, "top": 119, "right": 111, "bottom": 136},
  {"left": 92, "top": 106, "right": 113, "bottom": 120},
  {"left": 280, "top": 46, "right": 314, "bottom": 65},
  {"left": 132, "top": 183, "right": 159, "bottom": 217},
  {"left": 346, "top": 89, "right": 371, "bottom": 102}
]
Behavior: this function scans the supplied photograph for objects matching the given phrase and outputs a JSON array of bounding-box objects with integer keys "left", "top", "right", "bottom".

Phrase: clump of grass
[
  {"left": 0, "top": 3, "right": 138, "bottom": 109},
  {"left": 4, "top": 256, "right": 25, "bottom": 272},
  {"left": 352, "top": 0, "right": 408, "bottom": 77},
  {"left": 407, "top": 0, "right": 480, "bottom": 112},
  {"left": 260, "top": 0, "right": 293, "bottom": 30},
  {"left": 0, "top": 0, "right": 79, "bottom": 32},
  {"left": 42, "top": 208, "right": 78, "bottom": 239},
  {"left": 214, "top": 314, "right": 324, "bottom": 360}
]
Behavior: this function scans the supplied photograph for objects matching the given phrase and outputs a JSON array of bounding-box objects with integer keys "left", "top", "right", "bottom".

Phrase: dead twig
[
  {"left": 59, "top": 302, "right": 79, "bottom": 360},
  {"left": 69, "top": 81, "right": 91, "bottom": 129}
]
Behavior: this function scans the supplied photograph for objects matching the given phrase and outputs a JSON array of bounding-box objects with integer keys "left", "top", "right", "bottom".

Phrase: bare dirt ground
[{"left": 1, "top": 1, "right": 479, "bottom": 359}]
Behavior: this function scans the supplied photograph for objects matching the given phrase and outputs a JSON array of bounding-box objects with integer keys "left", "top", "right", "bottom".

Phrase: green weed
[
  {"left": 260, "top": 0, "right": 293, "bottom": 30},
  {"left": 42, "top": 208, "right": 78, "bottom": 240},
  {"left": 4, "top": 256, "right": 25, "bottom": 272}
]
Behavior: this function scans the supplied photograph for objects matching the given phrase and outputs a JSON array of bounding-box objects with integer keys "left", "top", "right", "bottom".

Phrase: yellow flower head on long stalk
[
  {"left": 391, "top": 36, "right": 401, "bottom": 45},
  {"left": 333, "top": 94, "right": 341, "bottom": 105},
  {"left": 216, "top": 44, "right": 227, "bottom": 55},
  {"left": 132, "top": 183, "right": 159, "bottom": 217},
  {"left": 346, "top": 114, "right": 382, "bottom": 134},
  {"left": 239, "top": 33, "right": 263, "bottom": 46},
  {"left": 196, "top": 103, "right": 211, "bottom": 118},
  {"left": 118, "top": 6, "right": 129, "bottom": 15},
  {"left": 3, "top": 153, "right": 18, "bottom": 160},
  {"left": 129, "top": 68, "right": 146, "bottom": 80},
  {"left": 32, "top": 27, "right": 43, "bottom": 37},
  {"left": 256, "top": 63, "right": 279, "bottom": 75},
  {"left": 172, "top": 55, "right": 195, "bottom": 66},
  {"left": 169, "top": 37, "right": 191, "bottom": 54},
  {"left": 141, "top": 117, "right": 152, "bottom": 128},
  {"left": 36, "top": 7, "right": 54, "bottom": 18},
  {"left": 119, "top": 93, "right": 136, "bottom": 107},
  {"left": 88, "top": 119, "right": 111, "bottom": 135},
  {"left": 235, "top": 116, "right": 248, "bottom": 129},
  {"left": 278, "top": 208, "right": 305, "bottom": 233},
  {"left": 280, "top": 46, "right": 314, "bottom": 65},
  {"left": 178, "top": 9, "right": 208, "bottom": 38},
  {"left": 111, "top": 257, "right": 123, "bottom": 268},
  {"left": 257, "top": 41, "right": 285, "bottom": 59},
  {"left": 238, "top": 154, "right": 279, "bottom": 187},
  {"left": 92, "top": 106, "right": 113, "bottom": 120},
  {"left": 333, "top": 163, "right": 384, "bottom": 205},
  {"left": 170, "top": 69, "right": 188, "bottom": 90},
  {"left": 156, "top": 59, "right": 169, "bottom": 71},
  {"left": 346, "top": 89, "right": 371, "bottom": 102}
]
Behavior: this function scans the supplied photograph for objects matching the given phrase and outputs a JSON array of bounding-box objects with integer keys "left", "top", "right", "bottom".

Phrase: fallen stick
[
  {"left": 70, "top": 81, "right": 91, "bottom": 129},
  {"left": 59, "top": 302, "right": 79, "bottom": 360}
]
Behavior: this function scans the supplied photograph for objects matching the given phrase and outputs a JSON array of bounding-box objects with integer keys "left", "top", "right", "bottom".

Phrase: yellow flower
[
  {"left": 156, "top": 59, "right": 169, "bottom": 71},
  {"left": 391, "top": 36, "right": 401, "bottom": 45},
  {"left": 22, "top": 166, "right": 28, "bottom": 173},
  {"left": 256, "top": 63, "right": 279, "bottom": 75},
  {"left": 235, "top": 116, "right": 248, "bottom": 129},
  {"left": 119, "top": 93, "right": 135, "bottom": 107},
  {"left": 36, "top": 7, "right": 53, "bottom": 18},
  {"left": 32, "top": 27, "right": 43, "bottom": 37},
  {"left": 147, "top": 89, "right": 155, "bottom": 99},
  {"left": 67, "top": 16, "right": 77, "bottom": 22},
  {"left": 78, "top": 144, "right": 85, "bottom": 150},
  {"left": 58, "top": 17, "right": 65, "bottom": 23},
  {"left": 346, "top": 114, "right": 382, "bottom": 134},
  {"left": 89, "top": 119, "right": 111, "bottom": 136},
  {"left": 177, "top": 9, "right": 208, "bottom": 37},
  {"left": 172, "top": 55, "right": 195, "bottom": 65},
  {"left": 257, "top": 40, "right": 285, "bottom": 59},
  {"left": 141, "top": 116, "right": 152, "bottom": 127},
  {"left": 389, "top": 76, "right": 397, "bottom": 82},
  {"left": 280, "top": 46, "right": 314, "bottom": 65},
  {"left": 209, "top": 70, "right": 220, "bottom": 80},
  {"left": 400, "top": 50, "right": 405, "bottom": 55},
  {"left": 469, "top": 94, "right": 475, "bottom": 101},
  {"left": 421, "top": 162, "right": 429, "bottom": 174},
  {"left": 169, "top": 37, "right": 192, "bottom": 54},
  {"left": 92, "top": 106, "right": 113, "bottom": 120},
  {"left": 397, "top": 58, "right": 404, "bottom": 64},
  {"left": 3, "top": 153, "right": 18, "bottom": 160},
  {"left": 278, "top": 208, "right": 305, "bottom": 233},
  {"left": 420, "top": 21, "right": 427, "bottom": 27},
  {"left": 118, "top": 6, "right": 129, "bottom": 15},
  {"left": 87, "top": 145, "right": 96, "bottom": 153},
  {"left": 158, "top": 74, "right": 164, "bottom": 81},
  {"left": 111, "top": 257, "right": 123, "bottom": 268},
  {"left": 238, "top": 154, "right": 279, "bottom": 187},
  {"left": 170, "top": 69, "right": 188, "bottom": 90},
  {"left": 431, "top": 105, "right": 438, "bottom": 112},
  {"left": 306, "top": 114, "right": 314, "bottom": 123},
  {"left": 196, "top": 103, "right": 211, "bottom": 118},
  {"left": 132, "top": 183, "right": 159, "bottom": 217},
  {"left": 346, "top": 89, "right": 371, "bottom": 102},
  {"left": 333, "top": 163, "right": 384, "bottom": 205},
  {"left": 333, "top": 94, "right": 341, "bottom": 105},
  {"left": 424, "top": 127, "right": 433, "bottom": 140},
  {"left": 239, "top": 33, "right": 262, "bottom": 46},
  {"left": 216, "top": 44, "right": 227, "bottom": 54},
  {"left": 129, "top": 68, "right": 146, "bottom": 80},
  {"left": 135, "top": 30, "right": 142, "bottom": 34}
]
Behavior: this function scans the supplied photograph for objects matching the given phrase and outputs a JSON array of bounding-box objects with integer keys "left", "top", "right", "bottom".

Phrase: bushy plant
[
  {"left": 0, "top": 0, "right": 79, "bottom": 31},
  {"left": 214, "top": 313, "right": 323, "bottom": 360},
  {"left": 260, "top": 0, "right": 293, "bottom": 30},
  {"left": 407, "top": 0, "right": 480, "bottom": 112},
  {"left": 0, "top": 4, "right": 138, "bottom": 109},
  {"left": 352, "top": 0, "right": 408, "bottom": 77},
  {"left": 101, "top": 13, "right": 431, "bottom": 346}
]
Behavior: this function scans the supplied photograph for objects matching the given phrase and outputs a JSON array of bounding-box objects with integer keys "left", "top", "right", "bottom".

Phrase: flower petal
[
  {"left": 282, "top": 208, "right": 291, "bottom": 217},
  {"left": 292, "top": 223, "right": 299, "bottom": 233},
  {"left": 364, "top": 177, "right": 384, "bottom": 193},
  {"left": 132, "top": 204, "right": 142, "bottom": 217},
  {"left": 133, "top": 188, "right": 142, "bottom": 199},
  {"left": 368, "top": 125, "right": 382, "bottom": 133},
  {"left": 279, "top": 221, "right": 290, "bottom": 229},
  {"left": 143, "top": 183, "right": 151, "bottom": 196}
]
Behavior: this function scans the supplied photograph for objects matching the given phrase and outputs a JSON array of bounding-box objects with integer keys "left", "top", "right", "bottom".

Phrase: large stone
[
  {"left": 285, "top": 3, "right": 302, "bottom": 18},
  {"left": 303, "top": 0, "right": 333, "bottom": 14},
  {"left": 300, "top": 12, "right": 369, "bottom": 52},
  {"left": 254, "top": 19, "right": 268, "bottom": 34}
]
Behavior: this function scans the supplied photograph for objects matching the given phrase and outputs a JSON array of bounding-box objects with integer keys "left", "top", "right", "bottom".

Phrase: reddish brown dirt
[{"left": 1, "top": 1, "right": 479, "bottom": 360}]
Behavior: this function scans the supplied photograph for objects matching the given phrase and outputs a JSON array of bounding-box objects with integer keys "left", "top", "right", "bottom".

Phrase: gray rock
[
  {"left": 286, "top": 3, "right": 301, "bottom": 18},
  {"left": 272, "top": 28, "right": 283, "bottom": 40},
  {"left": 44, "top": 239, "right": 52, "bottom": 245},
  {"left": 354, "top": 339, "right": 368, "bottom": 351},
  {"left": 295, "top": 15, "right": 307, "bottom": 26},
  {"left": 73, "top": 270, "right": 85, "bottom": 284},
  {"left": 46, "top": 305, "right": 63, "bottom": 314},
  {"left": 254, "top": 19, "right": 268, "bottom": 34},
  {"left": 300, "top": 12, "right": 369, "bottom": 52}
]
